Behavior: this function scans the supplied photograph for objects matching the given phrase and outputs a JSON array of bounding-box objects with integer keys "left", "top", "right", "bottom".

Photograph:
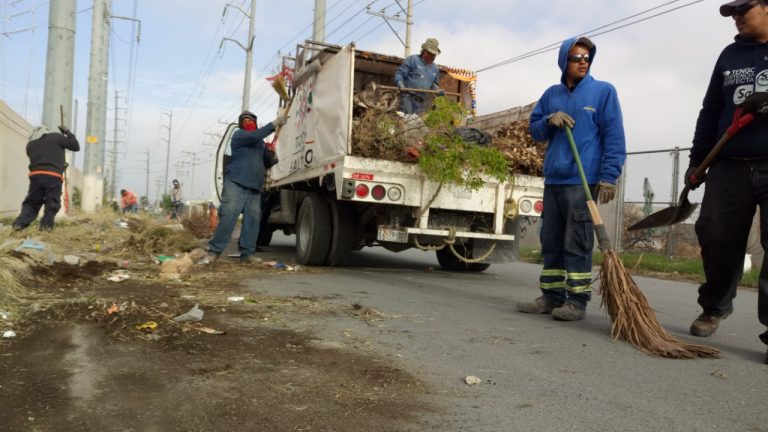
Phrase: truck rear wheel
[
  {"left": 296, "top": 196, "right": 331, "bottom": 265},
  {"left": 325, "top": 200, "right": 355, "bottom": 266},
  {"left": 436, "top": 243, "right": 491, "bottom": 272}
]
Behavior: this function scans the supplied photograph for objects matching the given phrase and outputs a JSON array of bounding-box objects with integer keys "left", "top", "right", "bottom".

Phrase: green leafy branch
[{"left": 418, "top": 98, "right": 509, "bottom": 191}]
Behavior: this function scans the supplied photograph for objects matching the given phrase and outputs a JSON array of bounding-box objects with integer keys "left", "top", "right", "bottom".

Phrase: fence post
[
  {"left": 615, "top": 162, "right": 627, "bottom": 251},
  {"left": 666, "top": 147, "right": 681, "bottom": 257}
]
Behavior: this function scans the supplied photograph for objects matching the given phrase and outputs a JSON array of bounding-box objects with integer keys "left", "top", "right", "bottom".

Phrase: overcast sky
[{"left": 0, "top": 0, "right": 737, "bottom": 201}]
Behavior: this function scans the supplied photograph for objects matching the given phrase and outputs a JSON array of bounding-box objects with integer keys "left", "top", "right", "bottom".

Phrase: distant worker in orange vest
[
  {"left": 120, "top": 189, "right": 139, "bottom": 213},
  {"left": 12, "top": 124, "right": 79, "bottom": 232}
]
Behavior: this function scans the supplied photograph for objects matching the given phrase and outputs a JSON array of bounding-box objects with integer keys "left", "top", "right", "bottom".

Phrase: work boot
[
  {"left": 206, "top": 251, "right": 221, "bottom": 263},
  {"left": 517, "top": 296, "right": 563, "bottom": 314},
  {"left": 551, "top": 302, "right": 586, "bottom": 321},
  {"left": 240, "top": 255, "right": 262, "bottom": 264},
  {"left": 690, "top": 313, "right": 727, "bottom": 337}
]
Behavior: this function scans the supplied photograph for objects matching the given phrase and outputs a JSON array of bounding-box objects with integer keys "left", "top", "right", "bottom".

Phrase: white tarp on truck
[{"left": 271, "top": 47, "right": 352, "bottom": 181}]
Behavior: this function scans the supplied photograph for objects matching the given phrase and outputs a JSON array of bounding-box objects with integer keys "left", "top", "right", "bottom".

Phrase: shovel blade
[{"left": 627, "top": 199, "right": 698, "bottom": 231}]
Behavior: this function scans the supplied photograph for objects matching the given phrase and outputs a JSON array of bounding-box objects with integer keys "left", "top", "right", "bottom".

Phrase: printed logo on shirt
[
  {"left": 733, "top": 84, "right": 754, "bottom": 105},
  {"left": 756, "top": 69, "right": 768, "bottom": 92},
  {"left": 723, "top": 67, "right": 755, "bottom": 86},
  {"left": 582, "top": 106, "right": 596, "bottom": 112}
]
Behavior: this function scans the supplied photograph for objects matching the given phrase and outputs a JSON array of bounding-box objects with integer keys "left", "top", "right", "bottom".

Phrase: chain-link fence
[{"left": 616, "top": 147, "right": 704, "bottom": 256}]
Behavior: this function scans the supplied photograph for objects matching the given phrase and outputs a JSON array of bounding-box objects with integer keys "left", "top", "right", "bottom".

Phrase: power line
[{"left": 476, "top": 0, "right": 703, "bottom": 73}]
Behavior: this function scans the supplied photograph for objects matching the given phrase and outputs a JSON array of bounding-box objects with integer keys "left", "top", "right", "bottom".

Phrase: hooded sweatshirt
[
  {"left": 690, "top": 35, "right": 768, "bottom": 166},
  {"left": 529, "top": 37, "right": 626, "bottom": 185},
  {"left": 27, "top": 128, "right": 80, "bottom": 174}
]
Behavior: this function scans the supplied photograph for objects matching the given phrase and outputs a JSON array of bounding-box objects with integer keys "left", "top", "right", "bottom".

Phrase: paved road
[{"left": 244, "top": 234, "right": 768, "bottom": 432}]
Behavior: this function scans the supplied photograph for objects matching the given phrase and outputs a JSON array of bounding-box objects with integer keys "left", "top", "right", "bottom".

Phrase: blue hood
[{"left": 558, "top": 37, "right": 597, "bottom": 86}]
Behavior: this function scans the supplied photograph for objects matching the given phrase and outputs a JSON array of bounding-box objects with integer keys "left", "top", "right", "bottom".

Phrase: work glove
[
  {"left": 596, "top": 181, "right": 616, "bottom": 204},
  {"left": 740, "top": 92, "right": 768, "bottom": 115},
  {"left": 547, "top": 111, "right": 575, "bottom": 129},
  {"left": 273, "top": 115, "right": 288, "bottom": 127},
  {"left": 684, "top": 166, "right": 705, "bottom": 190},
  {"left": 58, "top": 125, "right": 72, "bottom": 136},
  {"left": 396, "top": 81, "right": 404, "bottom": 89}
]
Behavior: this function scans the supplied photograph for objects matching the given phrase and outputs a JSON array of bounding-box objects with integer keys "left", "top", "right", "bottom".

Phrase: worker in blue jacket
[
  {"left": 208, "top": 110, "right": 285, "bottom": 263},
  {"left": 518, "top": 36, "right": 626, "bottom": 321},
  {"left": 394, "top": 38, "right": 444, "bottom": 114},
  {"left": 685, "top": 0, "right": 768, "bottom": 365}
]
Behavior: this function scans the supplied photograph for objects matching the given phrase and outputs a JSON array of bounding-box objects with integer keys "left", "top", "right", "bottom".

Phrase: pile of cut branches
[{"left": 490, "top": 120, "right": 545, "bottom": 176}]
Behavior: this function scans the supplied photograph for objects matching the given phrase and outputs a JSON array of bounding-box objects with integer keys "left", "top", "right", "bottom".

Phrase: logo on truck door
[{"left": 289, "top": 77, "right": 316, "bottom": 173}]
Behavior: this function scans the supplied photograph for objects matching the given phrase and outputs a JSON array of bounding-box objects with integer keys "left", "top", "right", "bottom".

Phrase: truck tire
[
  {"left": 436, "top": 243, "right": 491, "bottom": 272},
  {"left": 296, "top": 196, "right": 331, "bottom": 265},
  {"left": 325, "top": 200, "right": 355, "bottom": 266}
]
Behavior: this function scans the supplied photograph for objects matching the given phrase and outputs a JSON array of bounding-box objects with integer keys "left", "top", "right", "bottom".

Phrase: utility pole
[
  {"left": 159, "top": 109, "right": 172, "bottom": 199},
  {"left": 313, "top": 0, "right": 325, "bottom": 42},
  {"left": 366, "top": 0, "right": 412, "bottom": 57},
  {"left": 108, "top": 90, "right": 126, "bottom": 201},
  {"left": 142, "top": 147, "right": 150, "bottom": 202},
  {"left": 41, "top": 0, "right": 77, "bottom": 216},
  {"left": 183, "top": 149, "right": 207, "bottom": 200},
  {"left": 42, "top": 0, "right": 76, "bottom": 143},
  {"left": 221, "top": 0, "right": 256, "bottom": 110},
  {"left": 83, "top": 0, "right": 112, "bottom": 211}
]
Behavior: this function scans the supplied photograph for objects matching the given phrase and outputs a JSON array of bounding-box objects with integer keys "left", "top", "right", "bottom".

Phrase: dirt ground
[{"left": 0, "top": 219, "right": 431, "bottom": 432}]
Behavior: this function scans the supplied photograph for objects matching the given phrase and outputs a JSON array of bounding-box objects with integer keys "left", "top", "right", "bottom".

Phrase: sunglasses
[
  {"left": 733, "top": 1, "right": 757, "bottom": 16},
  {"left": 567, "top": 54, "right": 591, "bottom": 64}
]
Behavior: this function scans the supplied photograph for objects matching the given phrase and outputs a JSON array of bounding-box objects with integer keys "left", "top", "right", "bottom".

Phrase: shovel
[{"left": 628, "top": 109, "right": 755, "bottom": 231}]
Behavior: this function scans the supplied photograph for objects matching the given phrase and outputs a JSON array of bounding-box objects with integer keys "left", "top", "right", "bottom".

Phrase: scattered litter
[
  {"left": 107, "top": 269, "right": 130, "bottom": 282},
  {"left": 15, "top": 239, "right": 46, "bottom": 251},
  {"left": 2, "top": 330, "right": 16, "bottom": 339},
  {"left": 464, "top": 375, "right": 482, "bottom": 385},
  {"left": 181, "top": 295, "right": 196, "bottom": 299},
  {"left": 115, "top": 220, "right": 129, "bottom": 229},
  {"left": 154, "top": 255, "right": 175, "bottom": 264},
  {"left": 136, "top": 321, "right": 158, "bottom": 332},
  {"left": 106, "top": 303, "right": 120, "bottom": 315},
  {"left": 261, "top": 261, "right": 298, "bottom": 271},
  {"left": 188, "top": 248, "right": 208, "bottom": 261},
  {"left": 119, "top": 260, "right": 130, "bottom": 268},
  {"left": 227, "top": 296, "right": 245, "bottom": 302},
  {"left": 710, "top": 369, "right": 728, "bottom": 380},
  {"left": 195, "top": 326, "right": 225, "bottom": 335},
  {"left": 62, "top": 255, "right": 80, "bottom": 265},
  {"left": 0, "top": 311, "right": 9, "bottom": 320},
  {"left": 173, "top": 304, "right": 204, "bottom": 322},
  {"left": 228, "top": 253, "right": 240, "bottom": 258},
  {"left": 93, "top": 244, "right": 102, "bottom": 252}
]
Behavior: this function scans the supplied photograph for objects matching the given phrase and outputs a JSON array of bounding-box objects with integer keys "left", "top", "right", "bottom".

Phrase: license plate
[{"left": 377, "top": 228, "right": 408, "bottom": 243}]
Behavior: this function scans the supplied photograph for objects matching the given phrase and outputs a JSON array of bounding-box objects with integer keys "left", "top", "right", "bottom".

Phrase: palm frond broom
[{"left": 565, "top": 127, "right": 719, "bottom": 359}]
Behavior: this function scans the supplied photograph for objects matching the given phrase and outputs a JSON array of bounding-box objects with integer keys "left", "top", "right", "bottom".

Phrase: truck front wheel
[
  {"left": 436, "top": 243, "right": 491, "bottom": 272},
  {"left": 296, "top": 196, "right": 331, "bottom": 265}
]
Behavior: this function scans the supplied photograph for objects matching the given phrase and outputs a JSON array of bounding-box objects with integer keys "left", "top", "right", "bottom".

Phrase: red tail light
[
  {"left": 534, "top": 200, "right": 544, "bottom": 213},
  {"left": 355, "top": 184, "right": 369, "bottom": 198},
  {"left": 371, "top": 185, "right": 386, "bottom": 200}
]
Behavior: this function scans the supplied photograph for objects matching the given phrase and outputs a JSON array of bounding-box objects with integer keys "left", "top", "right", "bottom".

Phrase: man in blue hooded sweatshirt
[
  {"left": 685, "top": 0, "right": 768, "bottom": 364},
  {"left": 517, "top": 36, "right": 626, "bottom": 321}
]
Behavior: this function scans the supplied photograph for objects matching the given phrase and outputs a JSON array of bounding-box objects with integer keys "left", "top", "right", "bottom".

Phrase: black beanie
[{"left": 238, "top": 110, "right": 257, "bottom": 127}]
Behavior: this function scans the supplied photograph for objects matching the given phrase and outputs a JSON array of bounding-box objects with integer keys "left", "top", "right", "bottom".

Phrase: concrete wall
[
  {"left": 0, "top": 100, "right": 32, "bottom": 217},
  {"left": 0, "top": 100, "right": 83, "bottom": 218}
]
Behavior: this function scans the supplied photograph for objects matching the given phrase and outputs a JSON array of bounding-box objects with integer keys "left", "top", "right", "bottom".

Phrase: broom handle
[{"left": 565, "top": 126, "right": 611, "bottom": 251}]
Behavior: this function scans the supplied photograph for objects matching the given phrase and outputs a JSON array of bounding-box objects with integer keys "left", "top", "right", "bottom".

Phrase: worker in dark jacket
[
  {"left": 685, "top": 0, "right": 768, "bottom": 365},
  {"left": 12, "top": 125, "right": 79, "bottom": 231},
  {"left": 207, "top": 110, "right": 285, "bottom": 263}
]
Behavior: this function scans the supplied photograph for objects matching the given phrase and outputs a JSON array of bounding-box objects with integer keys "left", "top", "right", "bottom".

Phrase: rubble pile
[{"left": 490, "top": 120, "right": 545, "bottom": 177}]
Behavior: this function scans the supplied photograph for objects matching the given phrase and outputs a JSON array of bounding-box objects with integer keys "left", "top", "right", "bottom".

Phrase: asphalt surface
[{"left": 241, "top": 233, "right": 768, "bottom": 432}]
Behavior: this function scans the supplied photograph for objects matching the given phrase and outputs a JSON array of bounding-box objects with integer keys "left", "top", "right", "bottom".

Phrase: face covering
[{"left": 242, "top": 122, "right": 256, "bottom": 131}]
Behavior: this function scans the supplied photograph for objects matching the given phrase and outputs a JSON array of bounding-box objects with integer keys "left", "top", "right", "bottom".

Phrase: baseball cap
[{"left": 720, "top": 0, "right": 757, "bottom": 16}]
